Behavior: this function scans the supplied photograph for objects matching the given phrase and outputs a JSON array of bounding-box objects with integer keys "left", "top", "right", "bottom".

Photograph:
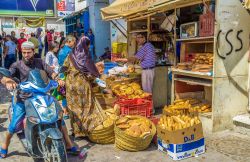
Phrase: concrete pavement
[
  {"left": 1, "top": 102, "right": 250, "bottom": 162},
  {"left": 0, "top": 85, "right": 250, "bottom": 162}
]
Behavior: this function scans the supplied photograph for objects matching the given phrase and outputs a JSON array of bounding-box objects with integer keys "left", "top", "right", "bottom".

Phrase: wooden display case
[{"left": 170, "top": 0, "right": 250, "bottom": 133}]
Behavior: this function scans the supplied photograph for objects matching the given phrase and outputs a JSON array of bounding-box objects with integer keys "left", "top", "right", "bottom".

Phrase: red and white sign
[{"left": 57, "top": 1, "right": 65, "bottom": 11}]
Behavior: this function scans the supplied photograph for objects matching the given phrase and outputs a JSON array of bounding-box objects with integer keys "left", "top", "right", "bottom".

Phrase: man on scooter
[{"left": 0, "top": 41, "right": 79, "bottom": 158}]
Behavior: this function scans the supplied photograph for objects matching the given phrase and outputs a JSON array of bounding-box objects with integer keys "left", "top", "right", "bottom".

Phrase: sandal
[
  {"left": 66, "top": 146, "right": 80, "bottom": 156},
  {"left": 0, "top": 148, "right": 8, "bottom": 158}
]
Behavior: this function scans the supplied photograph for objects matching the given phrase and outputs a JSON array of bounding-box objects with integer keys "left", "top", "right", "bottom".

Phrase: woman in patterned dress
[{"left": 63, "top": 36, "right": 100, "bottom": 137}]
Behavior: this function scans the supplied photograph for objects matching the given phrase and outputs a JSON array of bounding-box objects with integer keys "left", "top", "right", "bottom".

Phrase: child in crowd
[
  {"left": 45, "top": 42, "right": 59, "bottom": 73},
  {"left": 46, "top": 42, "right": 69, "bottom": 119}
]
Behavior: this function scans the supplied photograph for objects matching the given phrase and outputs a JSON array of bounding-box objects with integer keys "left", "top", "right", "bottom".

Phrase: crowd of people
[
  {"left": 0, "top": 27, "right": 157, "bottom": 158},
  {"left": 0, "top": 28, "right": 100, "bottom": 69}
]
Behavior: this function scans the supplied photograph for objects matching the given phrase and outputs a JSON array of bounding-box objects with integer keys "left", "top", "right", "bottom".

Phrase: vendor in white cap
[{"left": 0, "top": 41, "right": 80, "bottom": 158}]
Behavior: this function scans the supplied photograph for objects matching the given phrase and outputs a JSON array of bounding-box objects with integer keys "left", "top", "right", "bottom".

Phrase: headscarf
[{"left": 69, "top": 36, "right": 100, "bottom": 77}]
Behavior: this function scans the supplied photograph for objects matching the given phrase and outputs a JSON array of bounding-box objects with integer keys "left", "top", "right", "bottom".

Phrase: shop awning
[
  {"left": 101, "top": 0, "right": 209, "bottom": 21},
  {"left": 63, "top": 8, "right": 88, "bottom": 20},
  {"left": 101, "top": 0, "right": 169, "bottom": 20},
  {"left": 148, "top": 0, "right": 209, "bottom": 12}
]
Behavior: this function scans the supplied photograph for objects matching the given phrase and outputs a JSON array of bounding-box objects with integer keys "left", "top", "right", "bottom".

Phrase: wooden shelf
[
  {"left": 129, "top": 29, "right": 148, "bottom": 34},
  {"left": 176, "top": 36, "right": 214, "bottom": 43},
  {"left": 174, "top": 77, "right": 212, "bottom": 87},
  {"left": 151, "top": 30, "right": 167, "bottom": 33},
  {"left": 172, "top": 68, "right": 213, "bottom": 80}
]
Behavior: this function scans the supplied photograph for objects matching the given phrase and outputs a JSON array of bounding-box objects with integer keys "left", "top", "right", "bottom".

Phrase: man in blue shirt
[
  {"left": 37, "top": 27, "right": 44, "bottom": 58},
  {"left": 4, "top": 35, "right": 17, "bottom": 69},
  {"left": 87, "top": 29, "right": 95, "bottom": 61},
  {"left": 58, "top": 35, "right": 76, "bottom": 118},
  {"left": 128, "top": 33, "right": 156, "bottom": 93}
]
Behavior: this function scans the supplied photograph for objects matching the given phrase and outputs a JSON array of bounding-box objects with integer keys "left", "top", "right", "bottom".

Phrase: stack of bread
[
  {"left": 116, "top": 116, "right": 153, "bottom": 138},
  {"left": 111, "top": 82, "right": 150, "bottom": 99},
  {"left": 163, "top": 98, "right": 212, "bottom": 115},
  {"left": 158, "top": 114, "right": 201, "bottom": 131},
  {"left": 191, "top": 53, "right": 213, "bottom": 72}
]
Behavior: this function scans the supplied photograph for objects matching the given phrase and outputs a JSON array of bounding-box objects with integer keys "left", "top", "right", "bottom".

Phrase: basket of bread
[
  {"left": 88, "top": 104, "right": 120, "bottom": 144},
  {"left": 114, "top": 115, "right": 156, "bottom": 151}
]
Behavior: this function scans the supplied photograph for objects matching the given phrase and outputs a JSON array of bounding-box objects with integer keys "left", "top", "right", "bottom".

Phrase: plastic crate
[
  {"left": 112, "top": 42, "right": 127, "bottom": 54},
  {"left": 199, "top": 11, "right": 215, "bottom": 37},
  {"left": 117, "top": 98, "right": 152, "bottom": 118},
  {"left": 118, "top": 94, "right": 152, "bottom": 101},
  {"left": 104, "top": 62, "right": 118, "bottom": 74},
  {"left": 117, "top": 94, "right": 153, "bottom": 117}
]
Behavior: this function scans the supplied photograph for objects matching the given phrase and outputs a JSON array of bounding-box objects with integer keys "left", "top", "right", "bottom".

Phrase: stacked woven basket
[
  {"left": 89, "top": 123, "right": 115, "bottom": 144},
  {"left": 114, "top": 115, "right": 156, "bottom": 151},
  {"left": 88, "top": 98, "right": 156, "bottom": 151}
]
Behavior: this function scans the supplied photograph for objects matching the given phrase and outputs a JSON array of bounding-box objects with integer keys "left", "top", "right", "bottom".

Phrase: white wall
[
  {"left": 75, "top": 0, "right": 87, "bottom": 12},
  {"left": 87, "top": 0, "right": 111, "bottom": 56},
  {"left": 110, "top": 19, "right": 127, "bottom": 43},
  {"left": 109, "top": 0, "right": 127, "bottom": 44}
]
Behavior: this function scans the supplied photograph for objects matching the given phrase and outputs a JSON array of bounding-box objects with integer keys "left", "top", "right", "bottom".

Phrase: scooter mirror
[{"left": 0, "top": 67, "right": 11, "bottom": 78}]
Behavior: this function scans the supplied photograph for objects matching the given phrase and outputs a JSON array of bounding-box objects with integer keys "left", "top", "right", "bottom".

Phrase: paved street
[{"left": 0, "top": 86, "right": 250, "bottom": 162}]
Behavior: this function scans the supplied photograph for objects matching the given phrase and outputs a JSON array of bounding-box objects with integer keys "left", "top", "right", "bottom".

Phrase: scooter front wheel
[
  {"left": 47, "top": 139, "right": 67, "bottom": 162},
  {"left": 38, "top": 138, "right": 67, "bottom": 162}
]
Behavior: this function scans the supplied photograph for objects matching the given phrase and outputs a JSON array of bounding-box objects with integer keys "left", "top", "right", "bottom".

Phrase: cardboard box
[
  {"left": 158, "top": 137, "right": 205, "bottom": 161},
  {"left": 157, "top": 123, "right": 204, "bottom": 144}
]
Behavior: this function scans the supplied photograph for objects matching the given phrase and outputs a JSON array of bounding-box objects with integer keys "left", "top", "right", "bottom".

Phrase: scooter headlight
[{"left": 37, "top": 102, "right": 57, "bottom": 121}]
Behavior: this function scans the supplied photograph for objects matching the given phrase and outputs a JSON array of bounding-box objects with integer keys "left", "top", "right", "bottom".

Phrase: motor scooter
[{"left": 0, "top": 68, "right": 67, "bottom": 162}]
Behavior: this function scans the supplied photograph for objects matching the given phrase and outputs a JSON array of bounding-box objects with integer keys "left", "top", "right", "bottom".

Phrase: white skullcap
[{"left": 21, "top": 41, "right": 35, "bottom": 49}]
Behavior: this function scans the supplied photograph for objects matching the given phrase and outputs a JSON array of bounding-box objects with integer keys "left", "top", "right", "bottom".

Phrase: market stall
[
  {"left": 102, "top": 0, "right": 250, "bottom": 132},
  {"left": 93, "top": 0, "right": 207, "bottom": 160},
  {"left": 88, "top": 0, "right": 250, "bottom": 160}
]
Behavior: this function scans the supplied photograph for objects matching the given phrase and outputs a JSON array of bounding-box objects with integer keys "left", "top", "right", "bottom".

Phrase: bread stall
[{"left": 101, "top": 0, "right": 250, "bottom": 133}]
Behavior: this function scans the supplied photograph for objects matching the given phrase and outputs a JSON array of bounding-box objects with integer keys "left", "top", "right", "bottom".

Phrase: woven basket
[
  {"left": 87, "top": 97, "right": 115, "bottom": 144},
  {"left": 88, "top": 123, "right": 115, "bottom": 144},
  {"left": 114, "top": 116, "right": 156, "bottom": 151}
]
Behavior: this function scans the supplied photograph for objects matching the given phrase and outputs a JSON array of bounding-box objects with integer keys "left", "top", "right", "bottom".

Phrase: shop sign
[
  {"left": 119, "top": 0, "right": 159, "bottom": 12},
  {"left": 57, "top": 0, "right": 75, "bottom": 17},
  {"left": 0, "top": 0, "right": 55, "bottom": 17}
]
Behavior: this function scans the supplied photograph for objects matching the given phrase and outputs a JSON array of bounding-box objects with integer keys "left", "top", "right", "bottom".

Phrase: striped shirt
[{"left": 135, "top": 42, "right": 156, "bottom": 69}]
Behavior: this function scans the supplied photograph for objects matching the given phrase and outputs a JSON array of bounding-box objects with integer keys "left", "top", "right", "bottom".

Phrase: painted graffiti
[{"left": 217, "top": 29, "right": 244, "bottom": 60}]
